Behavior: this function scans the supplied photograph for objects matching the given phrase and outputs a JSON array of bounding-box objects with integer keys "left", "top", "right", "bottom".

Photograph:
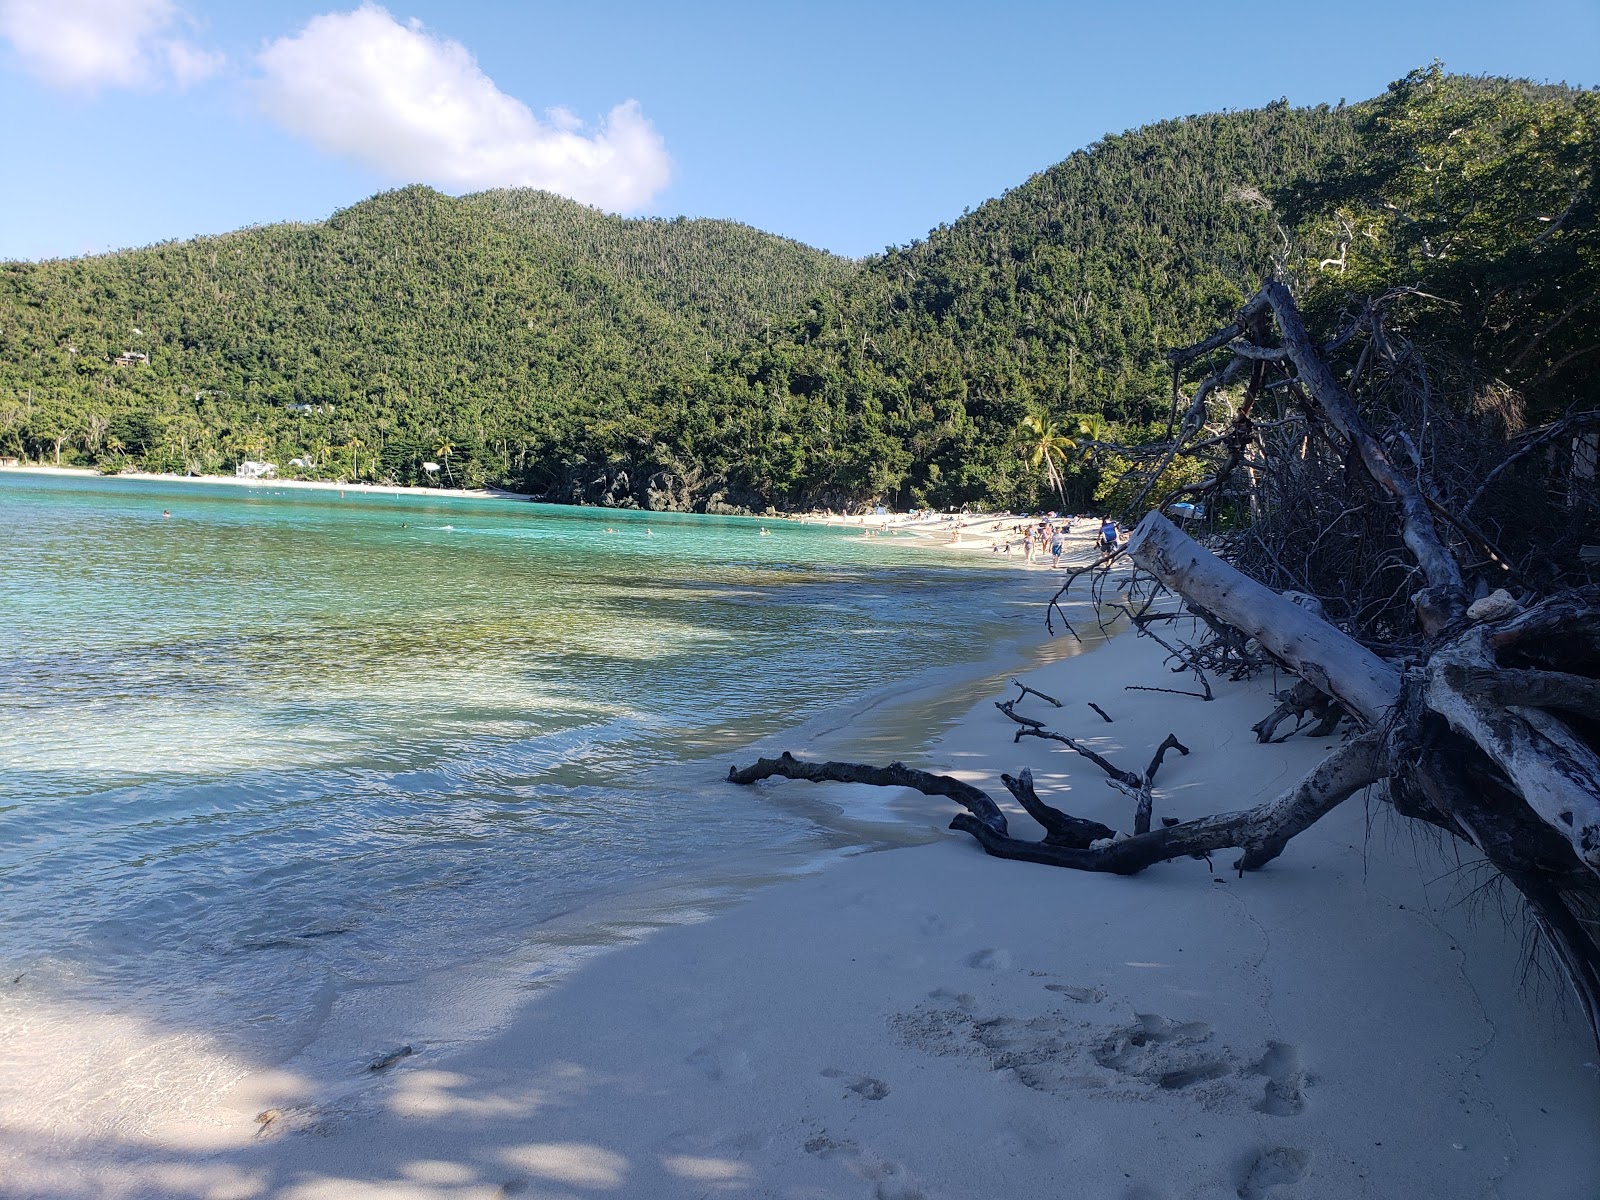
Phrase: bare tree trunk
[
  {"left": 1426, "top": 627, "right": 1600, "bottom": 876},
  {"left": 1256, "top": 281, "right": 1467, "bottom": 632},
  {"left": 1125, "top": 513, "right": 1400, "bottom": 726}
]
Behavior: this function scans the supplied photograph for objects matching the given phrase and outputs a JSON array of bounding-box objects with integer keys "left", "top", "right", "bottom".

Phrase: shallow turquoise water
[{"left": 0, "top": 473, "right": 1047, "bottom": 1112}]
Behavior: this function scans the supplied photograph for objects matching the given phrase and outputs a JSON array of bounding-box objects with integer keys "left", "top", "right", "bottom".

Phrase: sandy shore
[
  {"left": 3, "top": 470, "right": 1103, "bottom": 563},
  {"left": 805, "top": 508, "right": 1112, "bottom": 570},
  {"left": 16, "top": 604, "right": 1599, "bottom": 1198},
  {"left": 0, "top": 463, "right": 516, "bottom": 501}
]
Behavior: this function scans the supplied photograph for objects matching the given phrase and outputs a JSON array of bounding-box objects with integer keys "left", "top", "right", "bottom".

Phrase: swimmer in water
[{"left": 162, "top": 510, "right": 170, "bottom": 518}]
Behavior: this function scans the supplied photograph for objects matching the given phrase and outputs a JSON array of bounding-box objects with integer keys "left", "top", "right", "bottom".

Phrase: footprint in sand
[
  {"left": 848, "top": 1076, "right": 891, "bottom": 1101},
  {"left": 965, "top": 948, "right": 1011, "bottom": 970},
  {"left": 1044, "top": 983, "right": 1104, "bottom": 1003},
  {"left": 1235, "top": 1146, "right": 1311, "bottom": 1198},
  {"left": 802, "top": 1129, "right": 924, "bottom": 1199},
  {"left": 686, "top": 1045, "right": 751, "bottom": 1081},
  {"left": 1253, "top": 1041, "right": 1310, "bottom": 1116},
  {"left": 1092, "top": 1014, "right": 1233, "bottom": 1093},
  {"left": 803, "top": 1132, "right": 857, "bottom": 1159},
  {"left": 889, "top": 994, "right": 1311, "bottom": 1118},
  {"left": 821, "top": 1067, "right": 891, "bottom": 1100},
  {"left": 1093, "top": 1013, "right": 1215, "bottom": 1073},
  {"left": 857, "top": 1156, "right": 924, "bottom": 1199}
]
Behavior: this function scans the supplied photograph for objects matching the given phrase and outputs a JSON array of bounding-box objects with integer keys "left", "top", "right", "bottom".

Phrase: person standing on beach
[
  {"left": 1099, "top": 518, "right": 1119, "bottom": 553},
  {"left": 1050, "top": 530, "right": 1064, "bottom": 567}
]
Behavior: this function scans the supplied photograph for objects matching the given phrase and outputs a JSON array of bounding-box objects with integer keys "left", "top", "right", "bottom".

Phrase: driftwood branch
[
  {"left": 1127, "top": 612, "right": 1214, "bottom": 700},
  {"left": 1425, "top": 628, "right": 1600, "bottom": 877},
  {"left": 1446, "top": 666, "right": 1600, "bottom": 718},
  {"left": 1000, "top": 767, "right": 1115, "bottom": 847},
  {"left": 1009, "top": 679, "right": 1063, "bottom": 707},
  {"left": 1251, "top": 679, "right": 1346, "bottom": 743},
  {"left": 728, "top": 752, "right": 1007, "bottom": 834},
  {"left": 994, "top": 699, "right": 1141, "bottom": 787},
  {"left": 1133, "top": 734, "right": 1191, "bottom": 835},
  {"left": 730, "top": 732, "right": 1384, "bottom": 877}
]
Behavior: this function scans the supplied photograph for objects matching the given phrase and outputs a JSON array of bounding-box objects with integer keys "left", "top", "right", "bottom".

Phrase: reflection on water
[{"left": 0, "top": 473, "right": 1066, "bottom": 1142}]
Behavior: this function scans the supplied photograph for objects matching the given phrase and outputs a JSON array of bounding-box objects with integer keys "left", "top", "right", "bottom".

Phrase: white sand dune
[{"left": 12, "top": 620, "right": 1600, "bottom": 1198}]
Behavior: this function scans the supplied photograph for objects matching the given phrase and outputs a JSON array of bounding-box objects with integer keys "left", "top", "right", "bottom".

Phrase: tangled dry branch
[{"left": 731, "top": 279, "right": 1600, "bottom": 1044}]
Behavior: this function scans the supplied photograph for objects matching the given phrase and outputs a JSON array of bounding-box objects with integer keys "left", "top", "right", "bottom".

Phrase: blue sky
[{"left": 1, "top": 0, "right": 1596, "bottom": 262}]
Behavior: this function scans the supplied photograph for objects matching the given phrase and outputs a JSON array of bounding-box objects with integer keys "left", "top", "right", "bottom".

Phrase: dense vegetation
[
  {"left": 2, "top": 71, "right": 1590, "bottom": 513},
  {"left": 0, "top": 190, "right": 853, "bottom": 493},
  {"left": 640, "top": 100, "right": 1356, "bottom": 511},
  {"left": 1287, "top": 66, "right": 1598, "bottom": 421}
]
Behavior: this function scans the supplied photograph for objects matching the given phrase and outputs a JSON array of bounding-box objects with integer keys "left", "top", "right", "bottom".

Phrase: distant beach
[
  {"left": 1, "top": 464, "right": 1116, "bottom": 569},
  {"left": 0, "top": 462, "right": 516, "bottom": 501}
]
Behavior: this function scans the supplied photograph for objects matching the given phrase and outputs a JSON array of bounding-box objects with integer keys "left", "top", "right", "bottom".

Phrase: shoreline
[
  {"left": 16, "top": 599, "right": 1598, "bottom": 1196},
  {"left": 0, "top": 468, "right": 1118, "bottom": 568},
  {"left": 0, "top": 510, "right": 1102, "bottom": 1191},
  {"left": 0, "top": 462, "right": 516, "bottom": 501}
]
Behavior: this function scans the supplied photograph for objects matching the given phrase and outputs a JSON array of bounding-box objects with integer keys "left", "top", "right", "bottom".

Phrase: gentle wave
[{"left": 0, "top": 473, "right": 1053, "bottom": 1143}]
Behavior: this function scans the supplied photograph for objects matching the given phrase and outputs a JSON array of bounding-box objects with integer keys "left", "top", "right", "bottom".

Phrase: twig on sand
[{"left": 1009, "top": 678, "right": 1063, "bottom": 707}]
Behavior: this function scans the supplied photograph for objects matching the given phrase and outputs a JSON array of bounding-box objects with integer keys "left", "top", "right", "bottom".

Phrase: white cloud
[
  {"left": 255, "top": 4, "right": 671, "bottom": 212},
  {"left": 0, "top": 0, "right": 222, "bottom": 92}
]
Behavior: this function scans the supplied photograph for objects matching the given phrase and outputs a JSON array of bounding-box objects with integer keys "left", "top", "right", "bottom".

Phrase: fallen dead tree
[{"left": 731, "top": 279, "right": 1600, "bottom": 1042}]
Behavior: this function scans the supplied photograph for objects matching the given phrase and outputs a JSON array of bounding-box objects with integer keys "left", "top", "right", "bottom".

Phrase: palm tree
[
  {"left": 434, "top": 440, "right": 455, "bottom": 486},
  {"left": 344, "top": 438, "right": 363, "bottom": 482},
  {"left": 1065, "top": 411, "right": 1113, "bottom": 443},
  {"left": 1015, "top": 412, "right": 1075, "bottom": 506}
]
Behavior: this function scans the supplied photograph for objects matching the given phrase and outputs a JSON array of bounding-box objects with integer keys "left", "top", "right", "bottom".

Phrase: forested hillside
[
  {"left": 6, "top": 75, "right": 1584, "bottom": 513},
  {"left": 0, "top": 188, "right": 851, "bottom": 490},
  {"left": 633, "top": 100, "right": 1358, "bottom": 510}
]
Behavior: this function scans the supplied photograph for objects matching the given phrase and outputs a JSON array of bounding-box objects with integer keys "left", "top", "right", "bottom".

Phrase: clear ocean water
[{"left": 0, "top": 472, "right": 1067, "bottom": 1142}]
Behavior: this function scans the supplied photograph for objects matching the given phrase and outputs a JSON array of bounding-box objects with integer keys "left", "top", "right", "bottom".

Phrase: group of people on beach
[
  {"left": 990, "top": 514, "right": 1073, "bottom": 567},
  {"left": 983, "top": 512, "right": 1123, "bottom": 566}
]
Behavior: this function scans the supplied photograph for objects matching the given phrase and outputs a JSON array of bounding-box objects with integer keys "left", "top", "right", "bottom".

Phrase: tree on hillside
[
  {"left": 1015, "top": 412, "right": 1075, "bottom": 507},
  {"left": 1287, "top": 65, "right": 1599, "bottom": 418}
]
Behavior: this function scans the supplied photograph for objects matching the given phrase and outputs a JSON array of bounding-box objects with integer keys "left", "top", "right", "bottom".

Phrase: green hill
[
  {"left": 623, "top": 100, "right": 1357, "bottom": 510},
  {"left": 0, "top": 186, "right": 852, "bottom": 489}
]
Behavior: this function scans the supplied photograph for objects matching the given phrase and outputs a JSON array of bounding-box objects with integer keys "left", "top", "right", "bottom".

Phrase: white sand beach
[
  {"left": 804, "top": 508, "right": 1115, "bottom": 569},
  {"left": 13, "top": 595, "right": 1599, "bottom": 1198},
  {"left": 0, "top": 464, "right": 515, "bottom": 501}
]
